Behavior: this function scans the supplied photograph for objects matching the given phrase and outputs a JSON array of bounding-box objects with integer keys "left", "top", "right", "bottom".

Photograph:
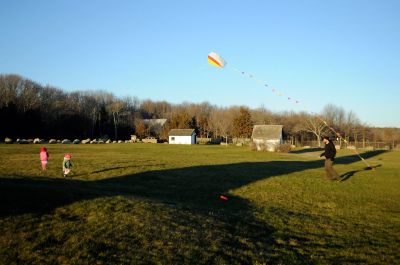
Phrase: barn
[
  {"left": 251, "top": 125, "right": 283, "bottom": 151},
  {"left": 168, "top": 129, "right": 196, "bottom": 145},
  {"left": 143, "top": 119, "right": 167, "bottom": 136}
]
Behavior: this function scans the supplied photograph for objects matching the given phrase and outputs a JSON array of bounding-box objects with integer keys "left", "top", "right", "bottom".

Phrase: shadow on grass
[
  {"left": 0, "top": 150, "right": 386, "bottom": 217},
  {"left": 0, "top": 150, "right": 386, "bottom": 264},
  {"left": 334, "top": 150, "right": 386, "bottom": 163},
  {"left": 340, "top": 164, "right": 382, "bottom": 182},
  {"left": 73, "top": 163, "right": 167, "bottom": 177},
  {"left": 290, "top": 147, "right": 323, "bottom": 154}
]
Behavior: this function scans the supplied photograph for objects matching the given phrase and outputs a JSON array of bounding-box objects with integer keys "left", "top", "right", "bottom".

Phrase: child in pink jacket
[{"left": 39, "top": 147, "right": 49, "bottom": 171}]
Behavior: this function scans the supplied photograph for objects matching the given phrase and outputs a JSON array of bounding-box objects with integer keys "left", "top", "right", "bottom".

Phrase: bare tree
[
  {"left": 16, "top": 79, "right": 41, "bottom": 112},
  {"left": 342, "top": 110, "right": 361, "bottom": 144},
  {"left": 107, "top": 101, "right": 125, "bottom": 140},
  {"left": 322, "top": 104, "right": 346, "bottom": 127},
  {"left": 383, "top": 128, "right": 399, "bottom": 149},
  {"left": 210, "top": 107, "right": 236, "bottom": 145},
  {"left": 251, "top": 105, "right": 276, "bottom": 125},
  {"left": 0, "top": 74, "right": 22, "bottom": 107},
  {"left": 297, "top": 112, "right": 327, "bottom": 147}
]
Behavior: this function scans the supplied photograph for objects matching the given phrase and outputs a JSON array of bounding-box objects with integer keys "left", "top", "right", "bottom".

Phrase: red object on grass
[{"left": 219, "top": 195, "right": 228, "bottom": 201}]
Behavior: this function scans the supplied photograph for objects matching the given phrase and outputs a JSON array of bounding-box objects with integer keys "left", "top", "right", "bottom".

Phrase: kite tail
[{"left": 229, "top": 64, "right": 374, "bottom": 170}]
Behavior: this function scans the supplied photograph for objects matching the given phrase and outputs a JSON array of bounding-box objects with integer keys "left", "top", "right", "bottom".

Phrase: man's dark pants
[{"left": 324, "top": 159, "right": 340, "bottom": 180}]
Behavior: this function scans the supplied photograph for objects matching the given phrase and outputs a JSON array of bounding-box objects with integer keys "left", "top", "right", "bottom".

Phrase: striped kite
[{"left": 208, "top": 52, "right": 227, "bottom": 68}]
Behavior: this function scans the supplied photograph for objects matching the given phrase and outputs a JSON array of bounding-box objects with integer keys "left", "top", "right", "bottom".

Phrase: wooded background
[{"left": 1, "top": 74, "right": 399, "bottom": 147}]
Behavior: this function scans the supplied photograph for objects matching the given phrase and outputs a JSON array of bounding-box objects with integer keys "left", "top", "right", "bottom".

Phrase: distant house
[
  {"left": 143, "top": 119, "right": 167, "bottom": 136},
  {"left": 251, "top": 125, "right": 283, "bottom": 151},
  {"left": 143, "top": 119, "right": 167, "bottom": 127},
  {"left": 168, "top": 129, "right": 196, "bottom": 145}
]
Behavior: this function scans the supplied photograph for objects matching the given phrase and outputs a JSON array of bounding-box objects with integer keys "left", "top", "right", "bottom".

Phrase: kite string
[
  {"left": 230, "top": 65, "right": 373, "bottom": 169},
  {"left": 315, "top": 115, "right": 372, "bottom": 168}
]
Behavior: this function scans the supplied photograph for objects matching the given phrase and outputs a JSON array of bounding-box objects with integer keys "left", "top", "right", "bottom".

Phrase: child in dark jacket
[{"left": 63, "top": 153, "right": 73, "bottom": 177}]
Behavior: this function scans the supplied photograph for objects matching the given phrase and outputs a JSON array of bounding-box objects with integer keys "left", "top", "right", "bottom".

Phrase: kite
[
  {"left": 208, "top": 52, "right": 227, "bottom": 68},
  {"left": 219, "top": 195, "right": 228, "bottom": 201}
]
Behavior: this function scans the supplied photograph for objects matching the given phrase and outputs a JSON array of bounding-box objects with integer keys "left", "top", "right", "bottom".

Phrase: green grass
[{"left": 0, "top": 144, "right": 399, "bottom": 264}]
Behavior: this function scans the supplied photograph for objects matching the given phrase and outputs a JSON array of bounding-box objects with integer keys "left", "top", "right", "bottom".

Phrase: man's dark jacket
[{"left": 320, "top": 141, "right": 336, "bottom": 161}]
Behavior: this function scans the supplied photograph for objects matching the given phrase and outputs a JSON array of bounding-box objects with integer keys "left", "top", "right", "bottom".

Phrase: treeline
[{"left": 1, "top": 74, "right": 399, "bottom": 146}]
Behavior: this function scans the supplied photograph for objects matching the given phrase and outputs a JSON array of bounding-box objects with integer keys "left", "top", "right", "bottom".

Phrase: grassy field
[{"left": 0, "top": 143, "right": 399, "bottom": 264}]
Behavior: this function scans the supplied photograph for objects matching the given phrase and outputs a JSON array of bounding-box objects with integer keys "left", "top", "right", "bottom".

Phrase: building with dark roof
[{"left": 251, "top": 125, "right": 283, "bottom": 151}]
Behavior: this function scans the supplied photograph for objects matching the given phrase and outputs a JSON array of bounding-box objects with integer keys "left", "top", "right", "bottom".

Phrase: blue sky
[{"left": 1, "top": 0, "right": 399, "bottom": 127}]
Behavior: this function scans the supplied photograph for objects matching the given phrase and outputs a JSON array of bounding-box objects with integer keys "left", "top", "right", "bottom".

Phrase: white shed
[
  {"left": 251, "top": 125, "right": 283, "bottom": 151},
  {"left": 168, "top": 129, "right": 196, "bottom": 145}
]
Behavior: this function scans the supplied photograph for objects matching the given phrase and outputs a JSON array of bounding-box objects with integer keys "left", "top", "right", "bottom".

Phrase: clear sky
[{"left": 1, "top": 0, "right": 399, "bottom": 127}]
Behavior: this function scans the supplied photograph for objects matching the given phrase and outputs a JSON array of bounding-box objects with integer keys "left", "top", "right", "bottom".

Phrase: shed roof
[
  {"left": 251, "top": 125, "right": 283, "bottom": 139},
  {"left": 168, "top": 129, "right": 195, "bottom": 136}
]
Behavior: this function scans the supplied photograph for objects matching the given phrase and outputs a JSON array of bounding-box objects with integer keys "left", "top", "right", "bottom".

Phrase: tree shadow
[
  {"left": 0, "top": 150, "right": 386, "bottom": 217},
  {"left": 290, "top": 147, "right": 323, "bottom": 154},
  {"left": 75, "top": 166, "right": 128, "bottom": 176},
  {"left": 73, "top": 163, "right": 167, "bottom": 177},
  {"left": 334, "top": 150, "right": 386, "bottom": 164}
]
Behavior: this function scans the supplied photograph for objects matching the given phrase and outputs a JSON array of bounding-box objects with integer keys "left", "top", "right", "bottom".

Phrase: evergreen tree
[{"left": 232, "top": 107, "right": 253, "bottom": 138}]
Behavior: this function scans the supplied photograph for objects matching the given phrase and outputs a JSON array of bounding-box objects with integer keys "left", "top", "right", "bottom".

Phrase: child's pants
[{"left": 41, "top": 161, "right": 47, "bottom": 170}]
